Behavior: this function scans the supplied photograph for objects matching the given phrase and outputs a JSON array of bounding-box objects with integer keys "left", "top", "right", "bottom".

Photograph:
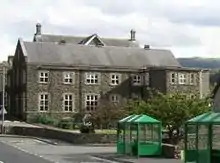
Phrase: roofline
[
  {"left": 143, "top": 66, "right": 210, "bottom": 72},
  {"left": 27, "top": 62, "right": 145, "bottom": 72},
  {"left": 18, "top": 38, "right": 28, "bottom": 56}
]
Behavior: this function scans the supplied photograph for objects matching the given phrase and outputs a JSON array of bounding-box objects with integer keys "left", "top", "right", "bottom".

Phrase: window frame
[
  {"left": 85, "top": 72, "right": 100, "bottom": 85},
  {"left": 110, "top": 73, "right": 121, "bottom": 86},
  {"left": 85, "top": 93, "right": 100, "bottom": 112},
  {"left": 189, "top": 73, "right": 196, "bottom": 85},
  {"left": 63, "top": 72, "right": 74, "bottom": 84},
  {"left": 62, "top": 93, "right": 75, "bottom": 112},
  {"left": 110, "top": 94, "right": 120, "bottom": 103},
  {"left": 38, "top": 70, "right": 49, "bottom": 83},
  {"left": 178, "top": 73, "right": 187, "bottom": 85},
  {"left": 170, "top": 72, "right": 176, "bottom": 84},
  {"left": 38, "top": 92, "right": 49, "bottom": 112},
  {"left": 132, "top": 75, "right": 142, "bottom": 86}
]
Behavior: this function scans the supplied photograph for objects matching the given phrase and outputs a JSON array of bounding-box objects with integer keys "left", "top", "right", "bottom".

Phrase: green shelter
[
  {"left": 117, "top": 114, "right": 162, "bottom": 157},
  {"left": 184, "top": 111, "right": 220, "bottom": 163}
]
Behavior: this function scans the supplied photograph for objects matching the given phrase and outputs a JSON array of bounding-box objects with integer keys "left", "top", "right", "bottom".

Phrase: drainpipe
[{"left": 199, "top": 70, "right": 203, "bottom": 99}]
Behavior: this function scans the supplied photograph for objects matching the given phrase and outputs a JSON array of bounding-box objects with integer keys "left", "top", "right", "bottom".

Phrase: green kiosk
[
  {"left": 117, "top": 114, "right": 162, "bottom": 157},
  {"left": 184, "top": 111, "right": 220, "bottom": 163}
]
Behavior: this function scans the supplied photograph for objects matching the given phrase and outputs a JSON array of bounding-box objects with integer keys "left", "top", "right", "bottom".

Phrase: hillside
[{"left": 177, "top": 57, "right": 220, "bottom": 69}]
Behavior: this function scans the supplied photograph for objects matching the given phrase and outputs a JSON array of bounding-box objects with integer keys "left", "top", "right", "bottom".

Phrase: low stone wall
[{"left": 4, "top": 126, "right": 116, "bottom": 144}]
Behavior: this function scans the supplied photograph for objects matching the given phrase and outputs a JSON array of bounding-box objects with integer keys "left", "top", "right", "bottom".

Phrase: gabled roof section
[
  {"left": 34, "top": 34, "right": 139, "bottom": 47},
  {"left": 187, "top": 112, "right": 220, "bottom": 124},
  {"left": 23, "top": 41, "right": 181, "bottom": 68},
  {"left": 79, "top": 34, "right": 105, "bottom": 46}
]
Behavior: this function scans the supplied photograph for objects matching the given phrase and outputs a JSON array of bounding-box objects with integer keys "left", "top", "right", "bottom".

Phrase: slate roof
[
  {"left": 34, "top": 34, "right": 140, "bottom": 47},
  {"left": 20, "top": 39, "right": 181, "bottom": 69}
]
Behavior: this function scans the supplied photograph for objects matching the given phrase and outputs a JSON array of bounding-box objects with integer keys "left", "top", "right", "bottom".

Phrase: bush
[
  {"left": 35, "top": 114, "right": 58, "bottom": 126},
  {"left": 79, "top": 123, "right": 95, "bottom": 133},
  {"left": 57, "top": 117, "right": 73, "bottom": 129}
]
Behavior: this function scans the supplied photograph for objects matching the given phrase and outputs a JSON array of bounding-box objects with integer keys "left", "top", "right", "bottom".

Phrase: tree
[
  {"left": 90, "top": 100, "right": 130, "bottom": 129},
  {"left": 129, "top": 91, "right": 211, "bottom": 144}
]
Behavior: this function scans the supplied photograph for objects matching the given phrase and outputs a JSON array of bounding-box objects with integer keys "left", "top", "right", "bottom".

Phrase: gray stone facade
[{"left": 6, "top": 24, "right": 210, "bottom": 122}]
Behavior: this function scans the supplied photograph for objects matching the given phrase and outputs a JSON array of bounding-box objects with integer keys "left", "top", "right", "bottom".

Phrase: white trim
[
  {"left": 110, "top": 73, "right": 121, "bottom": 86},
  {"left": 38, "top": 70, "right": 49, "bottom": 83},
  {"left": 85, "top": 72, "right": 100, "bottom": 85},
  {"left": 110, "top": 94, "right": 120, "bottom": 103},
  {"left": 84, "top": 93, "right": 100, "bottom": 112},
  {"left": 38, "top": 92, "right": 49, "bottom": 112},
  {"left": 84, "top": 34, "right": 106, "bottom": 46},
  {"left": 178, "top": 73, "right": 186, "bottom": 85},
  {"left": 170, "top": 72, "right": 176, "bottom": 84},
  {"left": 62, "top": 93, "right": 75, "bottom": 112},
  {"left": 189, "top": 73, "right": 196, "bottom": 85},
  {"left": 63, "top": 72, "right": 74, "bottom": 84},
  {"left": 132, "top": 74, "right": 142, "bottom": 86}
]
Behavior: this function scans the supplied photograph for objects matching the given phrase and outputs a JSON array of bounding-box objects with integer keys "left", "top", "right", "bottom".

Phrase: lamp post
[{"left": 1, "top": 65, "right": 5, "bottom": 134}]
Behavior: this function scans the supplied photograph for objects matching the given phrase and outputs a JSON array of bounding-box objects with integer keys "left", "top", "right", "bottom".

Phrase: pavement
[
  {"left": 0, "top": 140, "right": 51, "bottom": 163},
  {"left": 0, "top": 136, "right": 183, "bottom": 163}
]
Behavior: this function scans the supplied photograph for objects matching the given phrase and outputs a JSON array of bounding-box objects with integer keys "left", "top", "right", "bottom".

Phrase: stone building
[{"left": 7, "top": 24, "right": 210, "bottom": 122}]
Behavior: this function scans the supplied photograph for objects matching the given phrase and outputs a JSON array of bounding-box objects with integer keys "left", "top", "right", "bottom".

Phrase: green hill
[{"left": 177, "top": 57, "right": 220, "bottom": 69}]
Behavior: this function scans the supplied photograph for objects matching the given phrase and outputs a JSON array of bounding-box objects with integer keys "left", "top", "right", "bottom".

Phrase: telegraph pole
[{"left": 1, "top": 65, "right": 5, "bottom": 134}]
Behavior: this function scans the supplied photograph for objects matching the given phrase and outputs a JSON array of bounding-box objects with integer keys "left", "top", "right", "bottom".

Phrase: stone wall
[{"left": 5, "top": 125, "right": 116, "bottom": 144}]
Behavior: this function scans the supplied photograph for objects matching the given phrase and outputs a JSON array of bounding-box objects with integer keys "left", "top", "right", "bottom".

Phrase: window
[
  {"left": 178, "top": 73, "right": 186, "bottom": 84},
  {"left": 63, "top": 72, "right": 74, "bottom": 84},
  {"left": 110, "top": 73, "right": 120, "bottom": 85},
  {"left": 190, "top": 73, "right": 196, "bottom": 85},
  {"left": 132, "top": 75, "right": 142, "bottom": 85},
  {"left": 110, "top": 94, "right": 120, "bottom": 103},
  {"left": 170, "top": 73, "right": 176, "bottom": 84},
  {"left": 38, "top": 71, "right": 49, "bottom": 83},
  {"left": 85, "top": 72, "right": 99, "bottom": 84},
  {"left": 85, "top": 94, "right": 99, "bottom": 111},
  {"left": 38, "top": 92, "right": 49, "bottom": 112},
  {"left": 63, "top": 93, "right": 74, "bottom": 112}
]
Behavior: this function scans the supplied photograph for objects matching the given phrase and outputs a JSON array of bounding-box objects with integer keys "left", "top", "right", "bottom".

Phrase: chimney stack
[
  {"left": 36, "top": 23, "right": 42, "bottom": 35},
  {"left": 130, "top": 29, "right": 136, "bottom": 41}
]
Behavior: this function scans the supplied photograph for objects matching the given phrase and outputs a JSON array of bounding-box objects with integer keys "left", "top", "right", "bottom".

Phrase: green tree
[
  {"left": 129, "top": 91, "right": 211, "bottom": 143},
  {"left": 90, "top": 100, "right": 129, "bottom": 129}
]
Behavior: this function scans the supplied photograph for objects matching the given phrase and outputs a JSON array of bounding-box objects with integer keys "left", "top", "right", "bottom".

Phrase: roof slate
[
  {"left": 34, "top": 34, "right": 140, "bottom": 47},
  {"left": 22, "top": 40, "right": 181, "bottom": 68}
]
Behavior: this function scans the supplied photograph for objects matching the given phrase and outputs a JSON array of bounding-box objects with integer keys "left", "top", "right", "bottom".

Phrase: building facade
[{"left": 6, "top": 24, "right": 210, "bottom": 122}]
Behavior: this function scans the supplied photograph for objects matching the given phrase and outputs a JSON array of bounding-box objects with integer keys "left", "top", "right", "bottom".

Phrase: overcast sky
[{"left": 0, "top": 0, "right": 220, "bottom": 61}]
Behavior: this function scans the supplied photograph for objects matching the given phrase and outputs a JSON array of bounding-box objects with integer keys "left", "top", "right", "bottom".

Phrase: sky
[{"left": 0, "top": 0, "right": 220, "bottom": 61}]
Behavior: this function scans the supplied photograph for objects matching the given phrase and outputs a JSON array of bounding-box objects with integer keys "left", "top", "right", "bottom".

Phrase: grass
[{"left": 95, "top": 129, "right": 117, "bottom": 134}]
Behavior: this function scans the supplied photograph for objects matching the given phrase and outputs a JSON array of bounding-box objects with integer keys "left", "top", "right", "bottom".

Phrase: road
[
  {"left": 0, "top": 137, "right": 117, "bottom": 163},
  {"left": 0, "top": 140, "right": 51, "bottom": 163}
]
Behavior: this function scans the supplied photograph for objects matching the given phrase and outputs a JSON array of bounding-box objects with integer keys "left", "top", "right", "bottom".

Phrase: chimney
[
  {"left": 130, "top": 29, "right": 136, "bottom": 41},
  {"left": 144, "top": 45, "right": 150, "bottom": 49},
  {"left": 36, "top": 23, "right": 42, "bottom": 35}
]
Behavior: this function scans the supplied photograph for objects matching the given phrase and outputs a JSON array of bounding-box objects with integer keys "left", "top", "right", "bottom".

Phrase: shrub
[
  {"left": 79, "top": 124, "right": 95, "bottom": 133},
  {"left": 57, "top": 117, "right": 73, "bottom": 129},
  {"left": 35, "top": 114, "right": 58, "bottom": 126}
]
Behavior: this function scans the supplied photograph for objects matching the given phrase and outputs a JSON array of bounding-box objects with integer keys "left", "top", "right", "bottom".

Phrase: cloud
[{"left": 0, "top": 0, "right": 219, "bottom": 61}]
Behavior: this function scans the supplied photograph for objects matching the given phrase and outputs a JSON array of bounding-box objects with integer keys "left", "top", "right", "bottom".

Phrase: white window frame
[
  {"left": 85, "top": 93, "right": 100, "bottom": 112},
  {"left": 85, "top": 72, "right": 100, "bottom": 85},
  {"left": 110, "top": 73, "right": 121, "bottom": 85},
  {"left": 38, "top": 92, "right": 49, "bottom": 112},
  {"left": 62, "top": 93, "right": 75, "bottom": 112},
  {"left": 38, "top": 70, "right": 49, "bottom": 83},
  {"left": 178, "top": 73, "right": 186, "bottom": 85},
  {"left": 63, "top": 72, "right": 74, "bottom": 84},
  {"left": 170, "top": 72, "right": 176, "bottom": 84},
  {"left": 189, "top": 73, "right": 196, "bottom": 85},
  {"left": 132, "top": 75, "right": 142, "bottom": 86},
  {"left": 110, "top": 94, "right": 120, "bottom": 103}
]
